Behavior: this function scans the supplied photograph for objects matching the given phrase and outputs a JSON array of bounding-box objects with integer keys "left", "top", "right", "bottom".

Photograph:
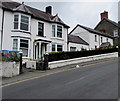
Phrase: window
[
  {"left": 52, "top": 25, "right": 55, "bottom": 37},
  {"left": 38, "top": 22, "right": 44, "bottom": 36},
  {"left": 13, "top": 39, "right": 18, "bottom": 50},
  {"left": 106, "top": 38, "right": 108, "bottom": 42},
  {"left": 101, "top": 37, "right": 103, "bottom": 43},
  {"left": 95, "top": 46, "right": 97, "bottom": 49},
  {"left": 57, "top": 25, "right": 62, "bottom": 38},
  {"left": 52, "top": 44, "right": 55, "bottom": 52},
  {"left": 14, "top": 15, "right": 19, "bottom": 29},
  {"left": 95, "top": 35, "right": 97, "bottom": 42},
  {"left": 57, "top": 45, "right": 62, "bottom": 51},
  {"left": 113, "top": 30, "right": 118, "bottom": 37},
  {"left": 70, "top": 47, "right": 76, "bottom": 51},
  {"left": 20, "top": 15, "right": 29, "bottom": 31},
  {"left": 14, "top": 14, "right": 30, "bottom": 31},
  {"left": 20, "top": 39, "right": 29, "bottom": 57}
]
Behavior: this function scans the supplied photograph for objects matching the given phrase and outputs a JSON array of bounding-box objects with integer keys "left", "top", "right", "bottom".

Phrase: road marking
[
  {"left": 65, "top": 76, "right": 86, "bottom": 85},
  {"left": 1, "top": 58, "right": 118, "bottom": 88}
]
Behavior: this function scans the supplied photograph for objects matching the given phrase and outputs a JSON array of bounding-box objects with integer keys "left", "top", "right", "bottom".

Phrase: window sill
[
  {"left": 51, "top": 37, "right": 64, "bottom": 41},
  {"left": 11, "top": 29, "right": 31, "bottom": 34},
  {"left": 36, "top": 35, "right": 46, "bottom": 38}
]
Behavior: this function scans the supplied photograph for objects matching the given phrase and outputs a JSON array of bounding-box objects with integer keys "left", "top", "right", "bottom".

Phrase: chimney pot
[
  {"left": 46, "top": 6, "right": 52, "bottom": 15},
  {"left": 101, "top": 11, "right": 108, "bottom": 20}
]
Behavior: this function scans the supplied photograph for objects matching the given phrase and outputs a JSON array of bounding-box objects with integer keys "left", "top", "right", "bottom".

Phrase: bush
[{"left": 48, "top": 48, "right": 118, "bottom": 62}]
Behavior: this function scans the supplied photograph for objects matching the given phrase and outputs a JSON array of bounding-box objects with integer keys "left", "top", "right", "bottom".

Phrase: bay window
[
  {"left": 14, "top": 14, "right": 30, "bottom": 31},
  {"left": 52, "top": 25, "right": 55, "bottom": 37},
  {"left": 13, "top": 39, "right": 18, "bottom": 50},
  {"left": 14, "top": 15, "right": 19, "bottom": 29},
  {"left": 57, "top": 25, "right": 62, "bottom": 38},
  {"left": 20, "top": 15, "right": 29, "bottom": 31},
  {"left": 12, "top": 38, "right": 29, "bottom": 57}
]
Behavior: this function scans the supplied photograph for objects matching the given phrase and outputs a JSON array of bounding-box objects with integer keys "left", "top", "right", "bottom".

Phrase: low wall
[
  {"left": 49, "top": 52, "right": 118, "bottom": 69},
  {"left": 0, "top": 62, "right": 20, "bottom": 77}
]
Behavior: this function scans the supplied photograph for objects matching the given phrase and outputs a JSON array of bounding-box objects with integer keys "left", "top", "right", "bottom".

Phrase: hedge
[{"left": 48, "top": 48, "right": 118, "bottom": 62}]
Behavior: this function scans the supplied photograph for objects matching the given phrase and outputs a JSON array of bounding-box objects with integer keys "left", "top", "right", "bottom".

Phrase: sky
[{"left": 12, "top": 0, "right": 119, "bottom": 32}]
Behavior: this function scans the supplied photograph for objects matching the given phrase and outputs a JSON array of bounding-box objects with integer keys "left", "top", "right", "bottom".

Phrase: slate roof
[
  {"left": 69, "top": 24, "right": 114, "bottom": 39},
  {"left": 68, "top": 34, "right": 89, "bottom": 45},
  {"left": 1, "top": 1, "right": 70, "bottom": 28},
  {"left": 95, "top": 18, "right": 119, "bottom": 29}
]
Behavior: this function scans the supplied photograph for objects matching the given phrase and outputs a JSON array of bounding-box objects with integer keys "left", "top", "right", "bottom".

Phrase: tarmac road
[{"left": 2, "top": 59, "right": 118, "bottom": 99}]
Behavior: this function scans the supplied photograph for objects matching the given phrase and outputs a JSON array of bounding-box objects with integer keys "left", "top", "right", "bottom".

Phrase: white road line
[{"left": 65, "top": 76, "right": 86, "bottom": 85}]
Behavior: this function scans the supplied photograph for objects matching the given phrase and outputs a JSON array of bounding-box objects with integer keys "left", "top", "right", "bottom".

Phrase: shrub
[{"left": 48, "top": 48, "right": 118, "bottom": 62}]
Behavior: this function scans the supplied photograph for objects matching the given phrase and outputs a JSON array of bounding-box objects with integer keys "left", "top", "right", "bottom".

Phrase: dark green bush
[{"left": 48, "top": 48, "right": 118, "bottom": 62}]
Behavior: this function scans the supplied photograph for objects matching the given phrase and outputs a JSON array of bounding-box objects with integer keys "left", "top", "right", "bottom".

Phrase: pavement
[
  {"left": 2, "top": 57, "right": 118, "bottom": 99},
  {"left": 2, "top": 57, "right": 118, "bottom": 86}
]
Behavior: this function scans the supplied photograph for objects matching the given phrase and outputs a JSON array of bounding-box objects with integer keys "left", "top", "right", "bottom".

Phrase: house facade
[
  {"left": 95, "top": 11, "right": 119, "bottom": 45},
  {"left": 69, "top": 24, "right": 113, "bottom": 50},
  {"left": 0, "top": 2, "right": 69, "bottom": 60}
]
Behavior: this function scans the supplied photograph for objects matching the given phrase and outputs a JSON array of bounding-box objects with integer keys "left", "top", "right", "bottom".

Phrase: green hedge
[{"left": 48, "top": 48, "right": 118, "bottom": 62}]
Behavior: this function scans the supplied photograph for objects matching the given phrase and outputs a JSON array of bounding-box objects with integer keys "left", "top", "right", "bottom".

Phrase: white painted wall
[
  {"left": 70, "top": 25, "right": 113, "bottom": 50},
  {"left": 68, "top": 42, "right": 89, "bottom": 51},
  {"left": 1, "top": 6, "right": 68, "bottom": 59},
  {"left": 70, "top": 26, "right": 90, "bottom": 43},
  {"left": 2, "top": 11, "right": 13, "bottom": 50},
  {"left": 0, "top": 62, "right": 20, "bottom": 77}
]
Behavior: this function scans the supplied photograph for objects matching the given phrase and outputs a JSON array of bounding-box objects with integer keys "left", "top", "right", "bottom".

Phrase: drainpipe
[{"left": 1, "top": 9, "right": 4, "bottom": 50}]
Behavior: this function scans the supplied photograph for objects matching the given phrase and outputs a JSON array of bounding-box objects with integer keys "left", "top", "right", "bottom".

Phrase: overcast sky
[{"left": 12, "top": 0, "right": 119, "bottom": 32}]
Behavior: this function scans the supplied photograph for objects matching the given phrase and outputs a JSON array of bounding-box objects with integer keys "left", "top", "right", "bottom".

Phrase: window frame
[
  {"left": 38, "top": 22, "right": 44, "bottom": 37},
  {"left": 95, "top": 35, "right": 97, "bottom": 42},
  {"left": 57, "top": 25, "right": 62, "bottom": 38},
  {"left": 13, "top": 13, "right": 30, "bottom": 32},
  {"left": 12, "top": 37, "right": 30, "bottom": 58}
]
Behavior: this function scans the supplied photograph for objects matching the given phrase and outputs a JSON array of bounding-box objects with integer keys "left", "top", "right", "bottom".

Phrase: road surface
[{"left": 2, "top": 59, "right": 118, "bottom": 99}]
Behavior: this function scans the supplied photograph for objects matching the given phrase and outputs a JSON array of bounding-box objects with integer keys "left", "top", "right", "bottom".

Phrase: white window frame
[
  {"left": 13, "top": 13, "right": 31, "bottom": 32},
  {"left": 12, "top": 37, "right": 30, "bottom": 58},
  {"left": 51, "top": 24, "right": 63, "bottom": 39}
]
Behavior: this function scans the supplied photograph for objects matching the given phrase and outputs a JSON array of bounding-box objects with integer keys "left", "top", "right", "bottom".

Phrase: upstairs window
[
  {"left": 14, "top": 14, "right": 30, "bottom": 31},
  {"left": 20, "top": 15, "right": 29, "bottom": 31},
  {"left": 38, "top": 22, "right": 44, "bottom": 37},
  {"left": 95, "top": 35, "right": 97, "bottom": 42},
  {"left": 52, "top": 25, "right": 55, "bottom": 37},
  {"left": 113, "top": 30, "right": 118, "bottom": 37},
  {"left": 106, "top": 38, "right": 108, "bottom": 42},
  {"left": 14, "top": 15, "right": 19, "bottom": 29},
  {"left": 101, "top": 37, "right": 103, "bottom": 43},
  {"left": 57, "top": 25, "right": 62, "bottom": 38}
]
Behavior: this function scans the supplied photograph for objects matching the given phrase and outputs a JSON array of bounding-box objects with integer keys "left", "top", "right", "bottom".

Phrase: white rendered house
[
  {"left": 0, "top": 2, "right": 69, "bottom": 60},
  {"left": 69, "top": 24, "right": 113, "bottom": 50}
]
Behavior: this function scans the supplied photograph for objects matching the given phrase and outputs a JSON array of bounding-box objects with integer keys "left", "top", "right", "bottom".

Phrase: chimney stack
[
  {"left": 46, "top": 6, "right": 52, "bottom": 15},
  {"left": 100, "top": 11, "right": 108, "bottom": 20}
]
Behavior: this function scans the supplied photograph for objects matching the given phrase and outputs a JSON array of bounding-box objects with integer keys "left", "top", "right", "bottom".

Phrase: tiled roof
[
  {"left": 69, "top": 24, "right": 114, "bottom": 39},
  {"left": 68, "top": 34, "right": 89, "bottom": 45},
  {"left": 1, "top": 1, "right": 70, "bottom": 28}
]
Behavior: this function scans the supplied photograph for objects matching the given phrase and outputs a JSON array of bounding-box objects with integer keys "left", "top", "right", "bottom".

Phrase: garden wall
[
  {"left": 49, "top": 52, "right": 118, "bottom": 69},
  {"left": 0, "top": 62, "right": 20, "bottom": 77}
]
